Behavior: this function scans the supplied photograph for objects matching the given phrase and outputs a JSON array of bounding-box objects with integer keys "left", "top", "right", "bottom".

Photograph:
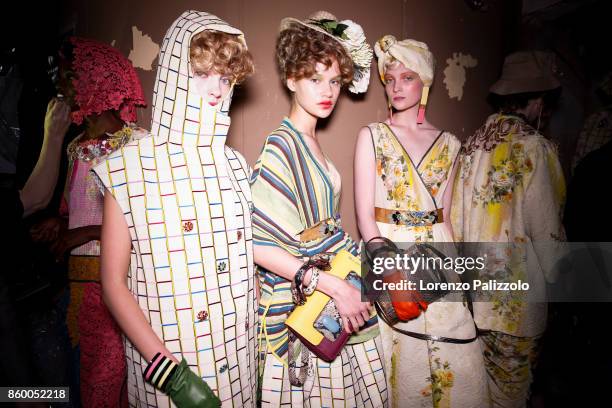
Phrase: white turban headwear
[
  {"left": 374, "top": 35, "right": 434, "bottom": 85},
  {"left": 374, "top": 35, "right": 435, "bottom": 123}
]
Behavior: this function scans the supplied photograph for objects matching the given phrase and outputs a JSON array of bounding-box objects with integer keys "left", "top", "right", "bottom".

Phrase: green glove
[
  {"left": 144, "top": 353, "right": 221, "bottom": 407},
  {"left": 167, "top": 359, "right": 220, "bottom": 408}
]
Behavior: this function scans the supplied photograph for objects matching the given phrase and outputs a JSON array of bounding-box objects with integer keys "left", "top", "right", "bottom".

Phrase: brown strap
[{"left": 374, "top": 303, "right": 479, "bottom": 344}]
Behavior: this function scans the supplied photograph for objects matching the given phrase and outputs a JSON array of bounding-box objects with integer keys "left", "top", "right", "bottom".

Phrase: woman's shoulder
[
  {"left": 439, "top": 130, "right": 460, "bottom": 145},
  {"left": 365, "top": 121, "right": 385, "bottom": 129},
  {"left": 360, "top": 122, "right": 387, "bottom": 143},
  {"left": 438, "top": 131, "right": 461, "bottom": 158},
  {"left": 263, "top": 121, "right": 301, "bottom": 153}
]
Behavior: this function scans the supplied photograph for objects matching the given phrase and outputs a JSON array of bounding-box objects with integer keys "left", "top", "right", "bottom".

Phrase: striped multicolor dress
[{"left": 251, "top": 118, "right": 388, "bottom": 407}]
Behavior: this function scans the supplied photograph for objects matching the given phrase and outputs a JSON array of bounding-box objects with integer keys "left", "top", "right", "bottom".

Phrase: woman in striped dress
[{"left": 251, "top": 12, "right": 388, "bottom": 408}]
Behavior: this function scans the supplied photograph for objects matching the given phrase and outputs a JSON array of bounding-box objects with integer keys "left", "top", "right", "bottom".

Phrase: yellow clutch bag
[{"left": 285, "top": 250, "right": 362, "bottom": 362}]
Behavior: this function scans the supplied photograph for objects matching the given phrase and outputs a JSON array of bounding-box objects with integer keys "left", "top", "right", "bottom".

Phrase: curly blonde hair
[
  {"left": 276, "top": 23, "right": 353, "bottom": 86},
  {"left": 190, "top": 31, "right": 254, "bottom": 84}
]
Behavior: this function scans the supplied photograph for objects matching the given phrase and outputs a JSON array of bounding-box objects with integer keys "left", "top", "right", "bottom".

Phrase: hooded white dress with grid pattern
[{"left": 93, "top": 11, "right": 257, "bottom": 407}]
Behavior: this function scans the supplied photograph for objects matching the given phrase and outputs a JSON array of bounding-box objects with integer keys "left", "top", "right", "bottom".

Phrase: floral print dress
[{"left": 368, "top": 122, "right": 487, "bottom": 408}]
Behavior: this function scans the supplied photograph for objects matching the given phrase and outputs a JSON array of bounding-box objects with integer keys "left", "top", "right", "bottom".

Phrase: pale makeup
[
  {"left": 383, "top": 64, "right": 424, "bottom": 111},
  {"left": 192, "top": 69, "right": 232, "bottom": 106}
]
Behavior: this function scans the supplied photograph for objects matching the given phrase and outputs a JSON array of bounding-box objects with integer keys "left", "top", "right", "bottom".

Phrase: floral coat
[{"left": 451, "top": 113, "right": 566, "bottom": 337}]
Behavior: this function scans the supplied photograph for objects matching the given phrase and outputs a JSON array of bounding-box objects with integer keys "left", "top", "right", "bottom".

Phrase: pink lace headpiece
[{"left": 68, "top": 37, "right": 146, "bottom": 125}]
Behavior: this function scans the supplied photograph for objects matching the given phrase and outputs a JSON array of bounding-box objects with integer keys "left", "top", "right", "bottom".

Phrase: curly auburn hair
[
  {"left": 190, "top": 31, "right": 254, "bottom": 84},
  {"left": 276, "top": 23, "right": 354, "bottom": 86}
]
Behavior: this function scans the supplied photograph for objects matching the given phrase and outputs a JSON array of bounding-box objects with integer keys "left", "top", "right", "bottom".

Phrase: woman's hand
[
  {"left": 44, "top": 98, "right": 71, "bottom": 142},
  {"left": 327, "top": 276, "right": 372, "bottom": 334},
  {"left": 50, "top": 225, "right": 101, "bottom": 261},
  {"left": 30, "top": 217, "right": 67, "bottom": 242},
  {"left": 19, "top": 98, "right": 71, "bottom": 216},
  {"left": 253, "top": 245, "right": 373, "bottom": 333}
]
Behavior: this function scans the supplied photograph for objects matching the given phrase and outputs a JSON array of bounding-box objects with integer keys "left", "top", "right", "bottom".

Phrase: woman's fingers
[
  {"left": 355, "top": 313, "right": 366, "bottom": 328},
  {"left": 361, "top": 309, "right": 371, "bottom": 323},
  {"left": 348, "top": 316, "right": 358, "bottom": 333},
  {"left": 342, "top": 316, "right": 352, "bottom": 333}
]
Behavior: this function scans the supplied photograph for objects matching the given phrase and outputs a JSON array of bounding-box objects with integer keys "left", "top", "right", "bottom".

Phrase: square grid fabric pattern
[{"left": 93, "top": 11, "right": 257, "bottom": 407}]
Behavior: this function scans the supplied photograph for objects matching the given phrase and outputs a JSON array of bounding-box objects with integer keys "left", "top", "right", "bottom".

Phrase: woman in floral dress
[{"left": 354, "top": 35, "right": 487, "bottom": 408}]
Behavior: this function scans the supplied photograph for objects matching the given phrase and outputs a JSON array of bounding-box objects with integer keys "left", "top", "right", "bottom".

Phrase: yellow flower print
[
  {"left": 392, "top": 182, "right": 407, "bottom": 202},
  {"left": 491, "top": 170, "right": 513, "bottom": 189},
  {"left": 423, "top": 168, "right": 435, "bottom": 180},
  {"left": 434, "top": 369, "right": 455, "bottom": 387},
  {"left": 393, "top": 164, "right": 403, "bottom": 178},
  {"left": 382, "top": 139, "right": 395, "bottom": 156},
  {"left": 433, "top": 157, "right": 450, "bottom": 170},
  {"left": 504, "top": 160, "right": 516, "bottom": 174}
]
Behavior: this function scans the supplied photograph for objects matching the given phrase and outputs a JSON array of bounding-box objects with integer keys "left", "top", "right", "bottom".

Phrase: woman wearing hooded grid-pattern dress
[{"left": 93, "top": 11, "right": 258, "bottom": 407}]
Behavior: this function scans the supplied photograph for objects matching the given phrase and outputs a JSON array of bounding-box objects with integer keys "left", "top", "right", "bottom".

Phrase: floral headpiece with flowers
[
  {"left": 280, "top": 11, "right": 373, "bottom": 93},
  {"left": 67, "top": 37, "right": 146, "bottom": 125}
]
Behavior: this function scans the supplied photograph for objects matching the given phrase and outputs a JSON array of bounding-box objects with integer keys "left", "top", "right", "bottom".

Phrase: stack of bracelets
[{"left": 291, "top": 257, "right": 331, "bottom": 305}]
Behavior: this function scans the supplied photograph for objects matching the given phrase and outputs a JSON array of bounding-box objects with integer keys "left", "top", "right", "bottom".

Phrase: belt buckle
[
  {"left": 320, "top": 218, "right": 339, "bottom": 236},
  {"left": 391, "top": 211, "right": 402, "bottom": 225},
  {"left": 300, "top": 216, "right": 341, "bottom": 242}
]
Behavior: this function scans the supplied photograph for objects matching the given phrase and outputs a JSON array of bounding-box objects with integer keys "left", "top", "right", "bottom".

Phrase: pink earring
[{"left": 417, "top": 86, "right": 430, "bottom": 124}]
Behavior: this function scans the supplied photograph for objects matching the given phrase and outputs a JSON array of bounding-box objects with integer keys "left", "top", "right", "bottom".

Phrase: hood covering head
[
  {"left": 150, "top": 10, "right": 247, "bottom": 146},
  {"left": 67, "top": 37, "right": 146, "bottom": 125}
]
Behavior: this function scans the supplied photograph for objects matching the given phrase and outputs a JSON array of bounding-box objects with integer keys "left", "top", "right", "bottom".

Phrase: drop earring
[
  {"left": 417, "top": 86, "right": 430, "bottom": 124},
  {"left": 388, "top": 98, "right": 393, "bottom": 124}
]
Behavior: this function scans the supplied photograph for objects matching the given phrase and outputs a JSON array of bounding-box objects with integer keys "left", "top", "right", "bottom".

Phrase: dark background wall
[{"left": 53, "top": 0, "right": 516, "bottom": 239}]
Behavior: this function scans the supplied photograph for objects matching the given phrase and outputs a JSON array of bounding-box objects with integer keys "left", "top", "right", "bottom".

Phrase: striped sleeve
[{"left": 250, "top": 133, "right": 303, "bottom": 257}]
